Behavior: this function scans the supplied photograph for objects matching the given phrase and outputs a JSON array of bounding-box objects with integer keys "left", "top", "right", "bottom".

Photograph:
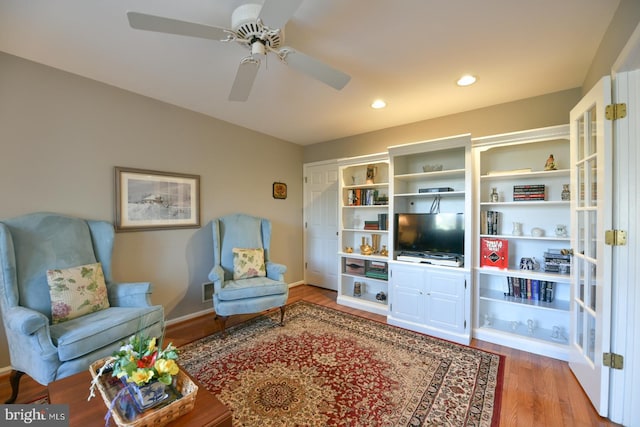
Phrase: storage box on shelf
[
  {"left": 387, "top": 135, "right": 473, "bottom": 345},
  {"left": 337, "top": 153, "right": 390, "bottom": 316},
  {"left": 472, "top": 124, "right": 572, "bottom": 360}
]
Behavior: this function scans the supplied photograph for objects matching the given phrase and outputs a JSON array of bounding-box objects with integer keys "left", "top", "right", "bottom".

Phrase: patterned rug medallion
[{"left": 180, "top": 301, "right": 503, "bottom": 426}]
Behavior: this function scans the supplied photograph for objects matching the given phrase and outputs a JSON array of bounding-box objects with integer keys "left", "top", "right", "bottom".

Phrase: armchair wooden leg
[
  {"left": 5, "top": 370, "right": 24, "bottom": 404},
  {"left": 215, "top": 315, "right": 229, "bottom": 337},
  {"left": 279, "top": 306, "right": 286, "bottom": 326}
]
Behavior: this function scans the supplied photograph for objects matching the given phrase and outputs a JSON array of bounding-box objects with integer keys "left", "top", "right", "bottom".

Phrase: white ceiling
[{"left": 0, "top": 0, "right": 620, "bottom": 145}]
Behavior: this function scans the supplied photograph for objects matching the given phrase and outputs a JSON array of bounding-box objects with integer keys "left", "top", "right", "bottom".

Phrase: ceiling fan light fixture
[
  {"left": 251, "top": 40, "right": 266, "bottom": 55},
  {"left": 457, "top": 74, "right": 477, "bottom": 87},
  {"left": 371, "top": 99, "right": 387, "bottom": 109}
]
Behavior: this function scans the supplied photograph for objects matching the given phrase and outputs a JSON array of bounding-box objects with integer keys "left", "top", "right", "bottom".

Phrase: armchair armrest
[
  {"left": 107, "top": 282, "right": 153, "bottom": 307},
  {"left": 208, "top": 265, "right": 225, "bottom": 293},
  {"left": 5, "top": 306, "right": 49, "bottom": 335},
  {"left": 266, "top": 261, "right": 287, "bottom": 281}
]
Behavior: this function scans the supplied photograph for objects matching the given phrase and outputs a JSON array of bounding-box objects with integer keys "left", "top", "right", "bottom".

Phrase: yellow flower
[
  {"left": 154, "top": 359, "right": 179, "bottom": 376},
  {"left": 147, "top": 337, "right": 157, "bottom": 353},
  {"left": 129, "top": 369, "right": 155, "bottom": 385}
]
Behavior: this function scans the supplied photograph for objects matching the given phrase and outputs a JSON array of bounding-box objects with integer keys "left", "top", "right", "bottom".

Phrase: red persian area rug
[{"left": 179, "top": 301, "right": 503, "bottom": 426}]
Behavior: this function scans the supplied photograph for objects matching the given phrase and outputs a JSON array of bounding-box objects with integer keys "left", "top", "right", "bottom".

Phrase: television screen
[{"left": 394, "top": 213, "right": 464, "bottom": 256}]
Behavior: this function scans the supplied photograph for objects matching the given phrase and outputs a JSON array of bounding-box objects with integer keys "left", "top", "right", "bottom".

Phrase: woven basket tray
[{"left": 89, "top": 358, "right": 198, "bottom": 427}]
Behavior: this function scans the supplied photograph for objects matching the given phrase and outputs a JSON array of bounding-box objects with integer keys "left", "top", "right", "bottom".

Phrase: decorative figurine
[
  {"left": 527, "top": 319, "right": 536, "bottom": 335},
  {"left": 484, "top": 314, "right": 493, "bottom": 327},
  {"left": 353, "top": 282, "right": 362, "bottom": 297},
  {"left": 379, "top": 245, "right": 389, "bottom": 257},
  {"left": 561, "top": 184, "right": 571, "bottom": 201},
  {"left": 490, "top": 187, "right": 499, "bottom": 203},
  {"left": 544, "top": 154, "right": 557, "bottom": 171},
  {"left": 366, "top": 165, "right": 376, "bottom": 184},
  {"left": 555, "top": 224, "right": 568, "bottom": 237}
]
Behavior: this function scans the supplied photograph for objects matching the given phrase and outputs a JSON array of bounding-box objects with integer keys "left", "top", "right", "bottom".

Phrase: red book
[{"left": 480, "top": 238, "right": 509, "bottom": 269}]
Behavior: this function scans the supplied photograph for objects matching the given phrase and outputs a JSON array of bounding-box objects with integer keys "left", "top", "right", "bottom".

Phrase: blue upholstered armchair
[
  {"left": 208, "top": 214, "right": 288, "bottom": 335},
  {"left": 0, "top": 212, "right": 164, "bottom": 403}
]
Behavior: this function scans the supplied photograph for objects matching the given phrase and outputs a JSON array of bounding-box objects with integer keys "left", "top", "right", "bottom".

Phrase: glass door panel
[{"left": 569, "top": 76, "right": 612, "bottom": 416}]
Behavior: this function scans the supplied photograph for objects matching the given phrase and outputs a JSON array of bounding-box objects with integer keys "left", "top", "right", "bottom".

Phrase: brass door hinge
[
  {"left": 603, "top": 352, "right": 624, "bottom": 369},
  {"left": 605, "top": 230, "right": 627, "bottom": 246},
  {"left": 605, "top": 103, "right": 627, "bottom": 120}
]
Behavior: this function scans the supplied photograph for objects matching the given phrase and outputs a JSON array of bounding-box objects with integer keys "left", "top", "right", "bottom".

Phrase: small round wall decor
[{"left": 273, "top": 182, "right": 287, "bottom": 199}]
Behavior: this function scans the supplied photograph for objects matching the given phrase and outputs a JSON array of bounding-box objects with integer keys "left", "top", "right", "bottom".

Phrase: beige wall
[
  {"left": 582, "top": 0, "right": 640, "bottom": 94},
  {"left": 0, "top": 52, "right": 303, "bottom": 367},
  {"left": 303, "top": 88, "right": 581, "bottom": 163}
]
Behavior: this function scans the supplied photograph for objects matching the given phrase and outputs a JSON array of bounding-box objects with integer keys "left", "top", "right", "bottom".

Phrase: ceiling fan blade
[
  {"left": 258, "top": 0, "right": 303, "bottom": 29},
  {"left": 282, "top": 49, "right": 351, "bottom": 90},
  {"left": 229, "top": 58, "right": 260, "bottom": 102},
  {"left": 127, "top": 11, "right": 230, "bottom": 41}
]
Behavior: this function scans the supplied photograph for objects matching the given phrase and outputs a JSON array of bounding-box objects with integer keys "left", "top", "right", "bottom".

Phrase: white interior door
[
  {"left": 303, "top": 162, "right": 339, "bottom": 290},
  {"left": 568, "top": 75, "right": 613, "bottom": 416}
]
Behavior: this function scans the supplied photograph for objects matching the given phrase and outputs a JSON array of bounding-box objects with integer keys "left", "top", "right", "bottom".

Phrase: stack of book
[
  {"left": 365, "top": 260, "right": 388, "bottom": 280},
  {"left": 513, "top": 184, "right": 545, "bottom": 201},
  {"left": 480, "top": 210, "right": 500, "bottom": 235},
  {"left": 505, "top": 277, "right": 556, "bottom": 302},
  {"left": 544, "top": 249, "right": 571, "bottom": 274},
  {"left": 364, "top": 221, "right": 379, "bottom": 230}
]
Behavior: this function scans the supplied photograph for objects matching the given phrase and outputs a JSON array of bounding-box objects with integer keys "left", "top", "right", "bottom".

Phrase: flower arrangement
[
  {"left": 89, "top": 334, "right": 179, "bottom": 403},
  {"left": 111, "top": 334, "right": 179, "bottom": 386}
]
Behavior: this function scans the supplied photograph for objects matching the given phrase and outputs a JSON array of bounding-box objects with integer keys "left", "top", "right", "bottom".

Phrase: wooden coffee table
[{"left": 48, "top": 369, "right": 232, "bottom": 427}]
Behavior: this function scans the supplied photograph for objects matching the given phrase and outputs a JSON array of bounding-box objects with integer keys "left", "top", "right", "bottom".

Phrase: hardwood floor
[{"left": 0, "top": 285, "right": 618, "bottom": 426}]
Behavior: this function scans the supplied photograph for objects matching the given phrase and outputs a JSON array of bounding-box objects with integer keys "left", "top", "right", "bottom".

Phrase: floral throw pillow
[
  {"left": 232, "top": 248, "right": 266, "bottom": 280},
  {"left": 46, "top": 262, "right": 110, "bottom": 324}
]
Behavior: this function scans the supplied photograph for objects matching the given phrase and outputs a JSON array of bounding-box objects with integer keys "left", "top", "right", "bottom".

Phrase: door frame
[
  {"left": 606, "top": 22, "right": 640, "bottom": 426},
  {"left": 303, "top": 159, "right": 339, "bottom": 290}
]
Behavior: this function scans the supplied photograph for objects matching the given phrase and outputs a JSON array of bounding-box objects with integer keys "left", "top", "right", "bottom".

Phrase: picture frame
[
  {"left": 272, "top": 182, "right": 287, "bottom": 199},
  {"left": 115, "top": 167, "right": 200, "bottom": 232}
]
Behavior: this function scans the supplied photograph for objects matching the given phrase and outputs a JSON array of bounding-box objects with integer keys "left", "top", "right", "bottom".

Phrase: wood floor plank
[{"left": 0, "top": 284, "right": 619, "bottom": 426}]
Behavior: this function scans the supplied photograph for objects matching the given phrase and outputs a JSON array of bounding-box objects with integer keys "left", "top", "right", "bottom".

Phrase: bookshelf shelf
[
  {"left": 472, "top": 125, "right": 572, "bottom": 361},
  {"left": 337, "top": 153, "right": 390, "bottom": 316}
]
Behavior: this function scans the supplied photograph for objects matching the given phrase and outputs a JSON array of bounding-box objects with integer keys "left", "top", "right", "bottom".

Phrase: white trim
[
  {"left": 612, "top": 22, "right": 640, "bottom": 74},
  {"left": 165, "top": 307, "right": 215, "bottom": 326}
]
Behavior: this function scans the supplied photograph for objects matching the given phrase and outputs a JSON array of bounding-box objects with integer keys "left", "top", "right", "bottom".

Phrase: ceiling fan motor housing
[{"left": 231, "top": 3, "right": 283, "bottom": 50}]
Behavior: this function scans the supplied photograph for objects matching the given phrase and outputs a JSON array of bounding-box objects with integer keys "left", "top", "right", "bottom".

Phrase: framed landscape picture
[{"left": 115, "top": 167, "right": 200, "bottom": 232}]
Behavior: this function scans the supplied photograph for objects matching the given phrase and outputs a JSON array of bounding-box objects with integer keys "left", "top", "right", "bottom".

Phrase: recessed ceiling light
[
  {"left": 457, "top": 75, "right": 477, "bottom": 87},
  {"left": 371, "top": 99, "right": 387, "bottom": 109}
]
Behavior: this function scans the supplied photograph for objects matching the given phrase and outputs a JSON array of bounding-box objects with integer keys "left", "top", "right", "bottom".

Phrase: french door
[
  {"left": 303, "top": 162, "right": 339, "bottom": 290},
  {"left": 568, "top": 75, "right": 613, "bottom": 416}
]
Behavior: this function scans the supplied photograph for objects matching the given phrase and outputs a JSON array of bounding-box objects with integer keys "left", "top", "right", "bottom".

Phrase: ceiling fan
[{"left": 127, "top": 0, "right": 351, "bottom": 102}]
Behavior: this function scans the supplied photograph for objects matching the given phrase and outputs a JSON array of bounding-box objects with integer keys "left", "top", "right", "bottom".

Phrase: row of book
[
  {"left": 480, "top": 210, "right": 501, "bottom": 235},
  {"left": 363, "top": 213, "right": 389, "bottom": 231},
  {"left": 505, "top": 277, "right": 555, "bottom": 302},
  {"left": 513, "top": 184, "right": 546, "bottom": 201},
  {"left": 347, "top": 188, "right": 387, "bottom": 206}
]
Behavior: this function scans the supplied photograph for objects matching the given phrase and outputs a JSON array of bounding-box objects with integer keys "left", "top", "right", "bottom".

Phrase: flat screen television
[{"left": 394, "top": 212, "right": 465, "bottom": 257}]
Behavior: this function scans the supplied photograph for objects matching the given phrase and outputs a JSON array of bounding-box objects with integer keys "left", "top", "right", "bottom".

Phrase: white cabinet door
[
  {"left": 304, "top": 162, "right": 339, "bottom": 290},
  {"left": 425, "top": 270, "right": 466, "bottom": 334},
  {"left": 569, "top": 75, "right": 613, "bottom": 417},
  {"left": 389, "top": 264, "right": 425, "bottom": 323}
]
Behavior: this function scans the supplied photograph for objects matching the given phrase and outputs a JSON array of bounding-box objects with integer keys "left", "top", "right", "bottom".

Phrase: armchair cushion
[
  {"left": 50, "top": 305, "right": 164, "bottom": 362},
  {"left": 232, "top": 247, "right": 266, "bottom": 280},
  {"left": 46, "top": 262, "right": 110, "bottom": 324},
  {"left": 216, "top": 276, "right": 288, "bottom": 302}
]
